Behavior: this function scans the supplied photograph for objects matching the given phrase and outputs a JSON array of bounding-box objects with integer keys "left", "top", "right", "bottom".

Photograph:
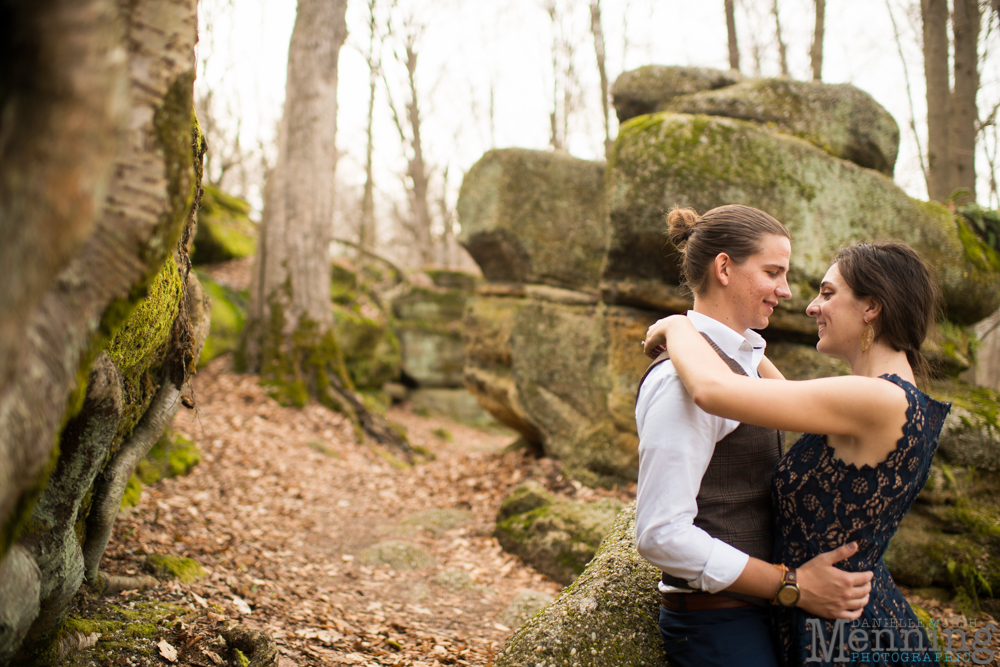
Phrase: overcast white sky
[{"left": 195, "top": 0, "right": 1000, "bottom": 223}]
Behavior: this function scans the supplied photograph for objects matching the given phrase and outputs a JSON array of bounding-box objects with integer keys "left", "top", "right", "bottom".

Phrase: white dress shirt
[{"left": 634, "top": 310, "right": 767, "bottom": 594}]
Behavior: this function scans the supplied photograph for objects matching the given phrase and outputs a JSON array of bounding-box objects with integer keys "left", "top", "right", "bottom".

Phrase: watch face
[{"left": 778, "top": 586, "right": 799, "bottom": 606}]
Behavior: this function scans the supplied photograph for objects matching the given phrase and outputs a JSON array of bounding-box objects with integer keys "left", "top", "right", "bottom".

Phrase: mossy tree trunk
[
  {"left": 0, "top": 0, "right": 207, "bottom": 662},
  {"left": 243, "top": 0, "right": 408, "bottom": 454}
]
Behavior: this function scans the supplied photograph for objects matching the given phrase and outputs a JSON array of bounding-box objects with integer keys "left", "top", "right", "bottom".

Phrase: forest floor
[
  {"left": 74, "top": 353, "right": 1000, "bottom": 667},
  {"left": 89, "top": 356, "right": 629, "bottom": 667}
]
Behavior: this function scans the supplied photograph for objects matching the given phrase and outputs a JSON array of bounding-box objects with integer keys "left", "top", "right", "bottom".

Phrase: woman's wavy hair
[{"left": 834, "top": 241, "right": 940, "bottom": 384}]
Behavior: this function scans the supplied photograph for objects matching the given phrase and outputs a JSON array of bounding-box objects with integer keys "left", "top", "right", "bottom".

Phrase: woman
[{"left": 644, "top": 239, "right": 949, "bottom": 666}]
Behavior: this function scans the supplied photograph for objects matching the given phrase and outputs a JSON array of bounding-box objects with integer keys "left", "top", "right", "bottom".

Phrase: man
[{"left": 636, "top": 205, "right": 872, "bottom": 667}]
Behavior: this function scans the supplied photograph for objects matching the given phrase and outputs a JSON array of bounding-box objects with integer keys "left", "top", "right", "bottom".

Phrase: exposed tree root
[
  {"left": 327, "top": 374, "right": 412, "bottom": 460},
  {"left": 222, "top": 624, "right": 279, "bottom": 667},
  {"left": 83, "top": 377, "right": 185, "bottom": 584}
]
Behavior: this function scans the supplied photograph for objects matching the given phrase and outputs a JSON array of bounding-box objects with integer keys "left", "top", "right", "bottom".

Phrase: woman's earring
[{"left": 861, "top": 322, "right": 875, "bottom": 353}]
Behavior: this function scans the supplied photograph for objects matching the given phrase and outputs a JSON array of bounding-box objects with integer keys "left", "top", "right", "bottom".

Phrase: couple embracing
[{"left": 635, "top": 204, "right": 950, "bottom": 667}]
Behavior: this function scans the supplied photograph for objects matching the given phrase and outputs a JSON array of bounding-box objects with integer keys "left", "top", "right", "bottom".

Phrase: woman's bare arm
[{"left": 659, "top": 316, "right": 907, "bottom": 439}]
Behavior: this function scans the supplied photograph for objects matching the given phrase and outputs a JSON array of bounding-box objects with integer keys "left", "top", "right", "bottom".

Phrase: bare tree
[
  {"left": 923, "top": 0, "right": 952, "bottom": 201},
  {"left": 243, "top": 0, "right": 407, "bottom": 450},
  {"left": 384, "top": 19, "right": 435, "bottom": 266},
  {"left": 360, "top": 0, "right": 382, "bottom": 261},
  {"left": 590, "top": 0, "right": 612, "bottom": 156},
  {"left": 726, "top": 0, "right": 740, "bottom": 71},
  {"left": 952, "top": 0, "right": 981, "bottom": 202},
  {"left": 811, "top": 0, "right": 825, "bottom": 80},
  {"left": 886, "top": 0, "right": 928, "bottom": 184},
  {"left": 772, "top": 0, "right": 790, "bottom": 77}
]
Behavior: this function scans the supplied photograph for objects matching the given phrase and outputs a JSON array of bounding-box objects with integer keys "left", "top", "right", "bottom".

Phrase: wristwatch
[{"left": 773, "top": 567, "right": 800, "bottom": 607}]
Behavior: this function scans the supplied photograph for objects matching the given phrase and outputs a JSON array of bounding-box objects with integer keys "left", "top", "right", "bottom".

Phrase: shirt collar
[{"left": 686, "top": 310, "right": 767, "bottom": 363}]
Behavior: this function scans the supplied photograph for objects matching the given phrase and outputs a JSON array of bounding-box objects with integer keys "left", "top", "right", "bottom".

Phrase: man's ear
[{"left": 714, "top": 253, "right": 732, "bottom": 287}]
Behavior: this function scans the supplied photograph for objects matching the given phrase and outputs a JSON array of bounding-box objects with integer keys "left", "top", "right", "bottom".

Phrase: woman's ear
[
  {"left": 864, "top": 297, "right": 882, "bottom": 322},
  {"left": 714, "top": 253, "right": 732, "bottom": 287}
]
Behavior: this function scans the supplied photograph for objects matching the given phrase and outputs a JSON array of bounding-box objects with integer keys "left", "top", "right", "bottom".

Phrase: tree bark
[
  {"left": 725, "top": 0, "right": 740, "bottom": 72},
  {"left": 360, "top": 0, "right": 378, "bottom": 262},
  {"left": 951, "top": 0, "right": 980, "bottom": 203},
  {"left": 923, "top": 0, "right": 952, "bottom": 201},
  {"left": 811, "top": 0, "right": 825, "bottom": 81},
  {"left": 404, "top": 41, "right": 434, "bottom": 266},
  {"left": 0, "top": 0, "right": 203, "bottom": 660},
  {"left": 590, "top": 0, "right": 612, "bottom": 157}
]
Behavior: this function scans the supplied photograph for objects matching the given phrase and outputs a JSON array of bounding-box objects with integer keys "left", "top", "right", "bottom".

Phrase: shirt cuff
[{"left": 690, "top": 539, "right": 750, "bottom": 593}]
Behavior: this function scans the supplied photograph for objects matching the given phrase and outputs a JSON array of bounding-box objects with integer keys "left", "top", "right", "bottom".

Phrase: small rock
[
  {"left": 357, "top": 540, "right": 437, "bottom": 570},
  {"left": 497, "top": 589, "right": 555, "bottom": 629}
]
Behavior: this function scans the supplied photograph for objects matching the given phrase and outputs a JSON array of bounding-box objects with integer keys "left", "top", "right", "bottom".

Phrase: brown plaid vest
[{"left": 636, "top": 333, "right": 784, "bottom": 604}]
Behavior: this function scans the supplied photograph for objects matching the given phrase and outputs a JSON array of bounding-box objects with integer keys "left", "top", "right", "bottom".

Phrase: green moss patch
[
  {"left": 191, "top": 184, "right": 256, "bottom": 264},
  {"left": 196, "top": 272, "right": 248, "bottom": 366},
  {"left": 57, "top": 600, "right": 185, "bottom": 665},
  {"left": 135, "top": 430, "right": 201, "bottom": 485},
  {"left": 494, "top": 482, "right": 623, "bottom": 585},
  {"left": 143, "top": 553, "right": 206, "bottom": 583}
]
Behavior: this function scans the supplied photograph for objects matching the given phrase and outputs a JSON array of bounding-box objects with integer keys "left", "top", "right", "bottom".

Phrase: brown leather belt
[{"left": 661, "top": 592, "right": 756, "bottom": 612}]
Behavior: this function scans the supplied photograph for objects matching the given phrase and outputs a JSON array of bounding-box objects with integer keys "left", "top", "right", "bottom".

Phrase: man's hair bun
[{"left": 667, "top": 206, "right": 701, "bottom": 248}]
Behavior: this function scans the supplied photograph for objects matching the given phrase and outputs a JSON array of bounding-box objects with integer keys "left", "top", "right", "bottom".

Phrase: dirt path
[{"left": 98, "top": 357, "right": 603, "bottom": 666}]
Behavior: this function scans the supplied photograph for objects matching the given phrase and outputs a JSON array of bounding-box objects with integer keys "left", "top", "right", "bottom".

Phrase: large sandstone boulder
[
  {"left": 494, "top": 482, "right": 624, "bottom": 585},
  {"left": 611, "top": 65, "right": 742, "bottom": 124},
  {"left": 392, "top": 270, "right": 478, "bottom": 388},
  {"left": 494, "top": 503, "right": 666, "bottom": 667},
  {"left": 464, "top": 288, "right": 651, "bottom": 486},
  {"left": 457, "top": 149, "right": 608, "bottom": 290},
  {"left": 605, "top": 112, "right": 1000, "bottom": 326},
  {"left": 661, "top": 78, "right": 900, "bottom": 175}
]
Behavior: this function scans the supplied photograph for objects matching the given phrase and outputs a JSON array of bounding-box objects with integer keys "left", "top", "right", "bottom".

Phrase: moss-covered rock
[
  {"left": 423, "top": 268, "right": 480, "bottom": 292},
  {"left": 509, "top": 300, "right": 649, "bottom": 485},
  {"left": 357, "top": 541, "right": 437, "bottom": 570},
  {"left": 611, "top": 65, "right": 742, "bottom": 124},
  {"left": 929, "top": 379, "right": 1000, "bottom": 471},
  {"left": 885, "top": 463, "right": 1000, "bottom": 610},
  {"left": 464, "top": 294, "right": 651, "bottom": 486},
  {"left": 191, "top": 184, "right": 256, "bottom": 264},
  {"left": 457, "top": 149, "right": 609, "bottom": 289},
  {"left": 494, "top": 483, "right": 624, "bottom": 585},
  {"left": 661, "top": 77, "right": 900, "bottom": 175},
  {"left": 463, "top": 294, "right": 542, "bottom": 442},
  {"left": 605, "top": 112, "right": 1000, "bottom": 326},
  {"left": 143, "top": 553, "right": 206, "bottom": 583},
  {"left": 196, "top": 272, "right": 248, "bottom": 366},
  {"left": 497, "top": 589, "right": 555, "bottom": 629},
  {"left": 401, "top": 508, "right": 474, "bottom": 534},
  {"left": 392, "top": 284, "right": 471, "bottom": 388},
  {"left": 766, "top": 342, "right": 851, "bottom": 381},
  {"left": 407, "top": 388, "right": 497, "bottom": 426},
  {"left": 494, "top": 502, "right": 666, "bottom": 667},
  {"left": 497, "top": 480, "right": 558, "bottom": 521},
  {"left": 332, "top": 303, "right": 401, "bottom": 390}
]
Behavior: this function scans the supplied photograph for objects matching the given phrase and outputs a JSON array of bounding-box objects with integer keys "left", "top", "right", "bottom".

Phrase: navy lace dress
[{"left": 772, "top": 374, "right": 950, "bottom": 667}]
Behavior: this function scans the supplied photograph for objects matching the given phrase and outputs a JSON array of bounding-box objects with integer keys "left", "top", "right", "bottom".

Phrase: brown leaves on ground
[{"left": 99, "top": 357, "right": 628, "bottom": 666}]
